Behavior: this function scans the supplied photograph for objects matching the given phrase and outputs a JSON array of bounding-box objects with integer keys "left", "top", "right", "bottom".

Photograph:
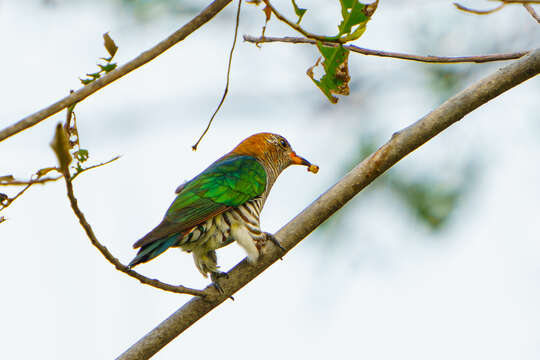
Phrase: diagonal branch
[
  {"left": 524, "top": 3, "right": 540, "bottom": 22},
  {"left": 117, "top": 48, "right": 540, "bottom": 360},
  {"left": 70, "top": 156, "right": 121, "bottom": 181},
  {"left": 0, "top": 0, "right": 233, "bottom": 143},
  {"left": 0, "top": 170, "right": 62, "bottom": 212},
  {"left": 243, "top": 35, "right": 530, "bottom": 63},
  {"left": 260, "top": 0, "right": 338, "bottom": 42}
]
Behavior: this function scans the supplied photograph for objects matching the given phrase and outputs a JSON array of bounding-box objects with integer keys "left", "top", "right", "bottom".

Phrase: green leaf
[
  {"left": 98, "top": 63, "right": 117, "bottom": 73},
  {"left": 74, "top": 149, "right": 89, "bottom": 163},
  {"left": 337, "top": 0, "right": 378, "bottom": 41},
  {"left": 92, "top": 72, "right": 102, "bottom": 78},
  {"left": 307, "top": 42, "right": 351, "bottom": 103},
  {"left": 103, "top": 32, "right": 118, "bottom": 59},
  {"left": 291, "top": 0, "right": 307, "bottom": 24},
  {"left": 80, "top": 78, "right": 94, "bottom": 85},
  {"left": 305, "top": 0, "right": 376, "bottom": 102},
  {"left": 338, "top": 0, "right": 366, "bottom": 35}
]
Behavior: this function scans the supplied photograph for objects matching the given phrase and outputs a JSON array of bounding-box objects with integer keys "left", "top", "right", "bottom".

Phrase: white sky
[{"left": 0, "top": 1, "right": 539, "bottom": 359}]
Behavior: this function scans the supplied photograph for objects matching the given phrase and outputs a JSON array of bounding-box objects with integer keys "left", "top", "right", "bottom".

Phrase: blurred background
[{"left": 0, "top": 0, "right": 539, "bottom": 358}]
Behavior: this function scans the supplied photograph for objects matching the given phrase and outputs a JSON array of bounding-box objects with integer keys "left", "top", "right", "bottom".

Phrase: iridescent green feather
[
  {"left": 166, "top": 155, "right": 267, "bottom": 222},
  {"left": 130, "top": 155, "right": 267, "bottom": 258}
]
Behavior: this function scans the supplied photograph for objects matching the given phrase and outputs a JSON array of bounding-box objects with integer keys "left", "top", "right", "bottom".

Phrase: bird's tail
[{"left": 128, "top": 234, "right": 179, "bottom": 268}]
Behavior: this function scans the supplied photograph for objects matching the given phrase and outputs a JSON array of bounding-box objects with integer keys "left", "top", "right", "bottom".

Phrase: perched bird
[{"left": 129, "top": 133, "right": 318, "bottom": 289}]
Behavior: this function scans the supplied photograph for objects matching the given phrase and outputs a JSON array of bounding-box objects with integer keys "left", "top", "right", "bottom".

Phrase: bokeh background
[{"left": 1, "top": 0, "right": 539, "bottom": 358}]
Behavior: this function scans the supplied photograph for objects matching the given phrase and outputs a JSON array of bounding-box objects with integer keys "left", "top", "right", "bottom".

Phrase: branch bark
[
  {"left": 524, "top": 3, "right": 540, "bottom": 23},
  {"left": 117, "top": 48, "right": 540, "bottom": 360},
  {"left": 0, "top": 0, "right": 233, "bottom": 143},
  {"left": 243, "top": 35, "right": 530, "bottom": 63},
  {"left": 63, "top": 172, "right": 206, "bottom": 297}
]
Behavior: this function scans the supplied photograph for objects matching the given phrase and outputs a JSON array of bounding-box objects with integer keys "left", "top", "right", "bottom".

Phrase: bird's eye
[{"left": 279, "top": 139, "right": 288, "bottom": 148}]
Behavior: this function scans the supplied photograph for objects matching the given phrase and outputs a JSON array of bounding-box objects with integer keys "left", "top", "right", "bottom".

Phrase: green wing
[{"left": 133, "top": 155, "right": 266, "bottom": 248}]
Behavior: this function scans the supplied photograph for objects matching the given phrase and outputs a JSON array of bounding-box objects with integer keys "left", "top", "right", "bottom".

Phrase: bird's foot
[
  {"left": 210, "top": 271, "right": 229, "bottom": 294},
  {"left": 264, "top": 232, "right": 285, "bottom": 259}
]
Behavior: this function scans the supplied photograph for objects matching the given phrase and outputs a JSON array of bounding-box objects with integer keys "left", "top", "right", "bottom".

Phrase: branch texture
[
  {"left": 524, "top": 3, "right": 540, "bottom": 22},
  {"left": 0, "top": 0, "right": 233, "bottom": 143},
  {"left": 63, "top": 174, "right": 206, "bottom": 297},
  {"left": 117, "top": 49, "right": 540, "bottom": 360},
  {"left": 243, "top": 35, "right": 530, "bottom": 63},
  {"left": 261, "top": 0, "right": 339, "bottom": 42}
]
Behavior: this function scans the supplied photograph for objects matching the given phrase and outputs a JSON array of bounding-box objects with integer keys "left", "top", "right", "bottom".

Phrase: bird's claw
[
  {"left": 212, "top": 281, "right": 225, "bottom": 294},
  {"left": 265, "top": 232, "right": 285, "bottom": 259},
  {"left": 210, "top": 271, "right": 229, "bottom": 294}
]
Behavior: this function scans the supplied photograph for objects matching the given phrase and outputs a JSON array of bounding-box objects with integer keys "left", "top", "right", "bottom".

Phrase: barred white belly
[{"left": 176, "top": 198, "right": 265, "bottom": 277}]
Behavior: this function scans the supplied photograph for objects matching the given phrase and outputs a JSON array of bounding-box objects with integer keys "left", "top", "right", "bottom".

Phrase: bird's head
[{"left": 231, "top": 133, "right": 319, "bottom": 174}]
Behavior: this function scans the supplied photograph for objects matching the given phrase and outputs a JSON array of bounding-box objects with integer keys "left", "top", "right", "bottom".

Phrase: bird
[{"left": 128, "top": 132, "right": 318, "bottom": 290}]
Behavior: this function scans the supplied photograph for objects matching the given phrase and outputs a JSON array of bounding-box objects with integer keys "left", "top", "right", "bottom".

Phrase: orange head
[{"left": 231, "top": 133, "right": 319, "bottom": 174}]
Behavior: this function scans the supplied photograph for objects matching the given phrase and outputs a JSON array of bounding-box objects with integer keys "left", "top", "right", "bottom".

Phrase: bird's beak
[{"left": 290, "top": 152, "right": 319, "bottom": 174}]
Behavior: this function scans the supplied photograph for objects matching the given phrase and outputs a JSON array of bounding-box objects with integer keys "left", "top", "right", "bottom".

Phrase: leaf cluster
[
  {"left": 0, "top": 34, "right": 121, "bottom": 221},
  {"left": 80, "top": 32, "right": 118, "bottom": 85},
  {"left": 257, "top": 0, "right": 378, "bottom": 103}
]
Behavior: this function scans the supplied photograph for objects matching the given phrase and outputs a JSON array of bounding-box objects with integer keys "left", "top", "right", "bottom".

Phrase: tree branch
[
  {"left": 454, "top": 0, "right": 540, "bottom": 15},
  {"left": 243, "top": 35, "right": 530, "bottom": 63},
  {"left": 454, "top": 2, "right": 506, "bottom": 14},
  {"left": 117, "top": 48, "right": 540, "bottom": 360},
  {"left": 524, "top": 3, "right": 540, "bottom": 22},
  {"left": 0, "top": 170, "right": 62, "bottom": 212},
  {"left": 0, "top": 0, "right": 233, "bottom": 143},
  {"left": 62, "top": 172, "right": 206, "bottom": 297},
  {"left": 0, "top": 176, "right": 61, "bottom": 186},
  {"left": 0, "top": 183, "right": 33, "bottom": 212},
  {"left": 260, "top": 0, "right": 340, "bottom": 42},
  {"left": 70, "top": 155, "right": 121, "bottom": 181}
]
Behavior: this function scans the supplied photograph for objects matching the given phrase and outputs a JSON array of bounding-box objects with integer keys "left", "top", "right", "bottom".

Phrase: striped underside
[{"left": 177, "top": 197, "right": 265, "bottom": 277}]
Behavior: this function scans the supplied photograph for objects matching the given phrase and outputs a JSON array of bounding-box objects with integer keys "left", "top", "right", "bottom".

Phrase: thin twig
[
  {"left": 0, "top": 176, "right": 61, "bottom": 186},
  {"left": 192, "top": 0, "right": 242, "bottom": 151},
  {"left": 0, "top": 171, "right": 63, "bottom": 212},
  {"left": 524, "top": 3, "right": 540, "bottom": 22},
  {"left": 489, "top": 0, "right": 540, "bottom": 3},
  {"left": 0, "top": 0, "right": 234, "bottom": 143},
  {"left": 62, "top": 171, "right": 206, "bottom": 297},
  {"left": 0, "top": 183, "right": 33, "bottom": 211},
  {"left": 71, "top": 156, "right": 121, "bottom": 181},
  {"left": 243, "top": 35, "right": 530, "bottom": 63},
  {"left": 261, "top": 0, "right": 341, "bottom": 42},
  {"left": 454, "top": 2, "right": 506, "bottom": 14},
  {"left": 454, "top": 0, "right": 540, "bottom": 15},
  {"left": 117, "top": 49, "right": 540, "bottom": 360},
  {"left": 0, "top": 155, "right": 119, "bottom": 212}
]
